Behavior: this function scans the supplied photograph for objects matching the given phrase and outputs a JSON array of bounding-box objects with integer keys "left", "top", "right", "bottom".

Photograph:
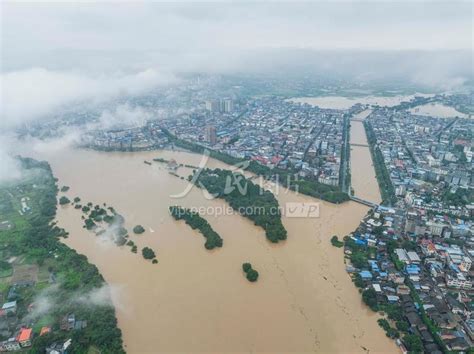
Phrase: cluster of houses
[
  {"left": 345, "top": 96, "right": 474, "bottom": 350},
  {"left": 346, "top": 204, "right": 473, "bottom": 352},
  {"left": 0, "top": 327, "right": 33, "bottom": 352},
  {"left": 368, "top": 106, "right": 473, "bottom": 219},
  {"left": 82, "top": 125, "right": 169, "bottom": 151},
  {"left": 162, "top": 96, "right": 346, "bottom": 186},
  {"left": 0, "top": 297, "right": 81, "bottom": 352},
  {"left": 0, "top": 301, "right": 34, "bottom": 352}
]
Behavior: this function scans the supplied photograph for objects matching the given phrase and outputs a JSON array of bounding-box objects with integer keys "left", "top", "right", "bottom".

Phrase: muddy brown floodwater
[
  {"left": 36, "top": 147, "right": 396, "bottom": 353},
  {"left": 350, "top": 109, "right": 382, "bottom": 204}
]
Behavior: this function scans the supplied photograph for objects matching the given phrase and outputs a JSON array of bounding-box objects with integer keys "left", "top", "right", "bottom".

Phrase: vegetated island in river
[
  {"left": 0, "top": 157, "right": 124, "bottom": 352},
  {"left": 64, "top": 194, "right": 158, "bottom": 263},
  {"left": 169, "top": 206, "right": 223, "bottom": 250},
  {"left": 133, "top": 224, "right": 145, "bottom": 234},
  {"left": 189, "top": 168, "right": 287, "bottom": 243},
  {"left": 242, "top": 263, "right": 259, "bottom": 282}
]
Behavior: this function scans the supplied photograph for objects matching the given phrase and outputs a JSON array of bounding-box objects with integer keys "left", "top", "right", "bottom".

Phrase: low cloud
[
  {"left": 75, "top": 284, "right": 121, "bottom": 308},
  {"left": 25, "top": 284, "right": 59, "bottom": 320},
  {"left": 0, "top": 68, "right": 177, "bottom": 129},
  {"left": 26, "top": 283, "right": 123, "bottom": 322},
  {"left": 29, "top": 129, "right": 83, "bottom": 155},
  {"left": 98, "top": 104, "right": 152, "bottom": 129},
  {"left": 0, "top": 136, "right": 23, "bottom": 184}
]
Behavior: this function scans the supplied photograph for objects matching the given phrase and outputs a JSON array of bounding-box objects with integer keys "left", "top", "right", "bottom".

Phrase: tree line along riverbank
[{"left": 364, "top": 121, "right": 397, "bottom": 206}]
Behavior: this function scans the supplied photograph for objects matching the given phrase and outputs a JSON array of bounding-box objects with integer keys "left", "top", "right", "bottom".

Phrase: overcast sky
[
  {"left": 0, "top": 1, "right": 472, "bottom": 181},
  {"left": 1, "top": 1, "right": 472, "bottom": 72},
  {"left": 0, "top": 1, "right": 472, "bottom": 130}
]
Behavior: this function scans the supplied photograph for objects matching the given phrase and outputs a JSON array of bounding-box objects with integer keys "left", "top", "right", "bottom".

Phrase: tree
[
  {"left": 59, "top": 196, "right": 70, "bottom": 205},
  {"left": 350, "top": 252, "right": 367, "bottom": 269},
  {"left": 396, "top": 321, "right": 409, "bottom": 332},
  {"left": 330, "top": 235, "right": 344, "bottom": 247},
  {"left": 142, "top": 247, "right": 156, "bottom": 260},
  {"left": 73, "top": 197, "right": 81, "bottom": 203},
  {"left": 133, "top": 225, "right": 145, "bottom": 234},
  {"left": 84, "top": 218, "right": 96, "bottom": 230},
  {"left": 362, "top": 288, "right": 378, "bottom": 310},
  {"left": 385, "top": 304, "right": 404, "bottom": 321},
  {"left": 246, "top": 269, "right": 259, "bottom": 282},
  {"left": 242, "top": 263, "right": 259, "bottom": 282},
  {"left": 242, "top": 263, "right": 252, "bottom": 273},
  {"left": 378, "top": 319, "right": 399, "bottom": 338},
  {"left": 352, "top": 274, "right": 364, "bottom": 288},
  {"left": 402, "top": 240, "right": 417, "bottom": 251},
  {"left": 403, "top": 334, "right": 423, "bottom": 352}
]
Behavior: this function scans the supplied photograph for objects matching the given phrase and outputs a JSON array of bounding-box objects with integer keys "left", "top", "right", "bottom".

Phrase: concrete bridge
[
  {"left": 350, "top": 143, "right": 369, "bottom": 148},
  {"left": 351, "top": 118, "right": 366, "bottom": 122},
  {"left": 350, "top": 196, "right": 379, "bottom": 208}
]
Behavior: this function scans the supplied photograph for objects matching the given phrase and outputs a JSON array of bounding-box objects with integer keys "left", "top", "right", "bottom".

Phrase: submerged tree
[
  {"left": 142, "top": 247, "right": 156, "bottom": 260},
  {"left": 59, "top": 196, "right": 70, "bottom": 205},
  {"left": 133, "top": 225, "right": 145, "bottom": 234},
  {"left": 242, "top": 262, "right": 259, "bottom": 282}
]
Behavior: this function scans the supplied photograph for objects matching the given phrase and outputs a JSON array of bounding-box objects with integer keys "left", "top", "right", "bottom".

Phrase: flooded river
[
  {"left": 349, "top": 110, "right": 382, "bottom": 204},
  {"left": 289, "top": 94, "right": 432, "bottom": 109},
  {"left": 36, "top": 147, "right": 396, "bottom": 353},
  {"left": 409, "top": 103, "right": 468, "bottom": 118}
]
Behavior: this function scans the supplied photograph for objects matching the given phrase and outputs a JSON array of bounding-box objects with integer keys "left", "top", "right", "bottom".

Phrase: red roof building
[
  {"left": 17, "top": 327, "right": 32, "bottom": 347},
  {"left": 40, "top": 327, "right": 51, "bottom": 336}
]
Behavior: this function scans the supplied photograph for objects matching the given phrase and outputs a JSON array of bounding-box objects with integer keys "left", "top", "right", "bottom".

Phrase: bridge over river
[
  {"left": 349, "top": 195, "right": 379, "bottom": 208},
  {"left": 347, "top": 109, "right": 382, "bottom": 205}
]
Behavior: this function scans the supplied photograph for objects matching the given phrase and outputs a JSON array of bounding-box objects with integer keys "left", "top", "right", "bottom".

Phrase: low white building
[
  {"left": 446, "top": 272, "right": 472, "bottom": 290},
  {"left": 407, "top": 251, "right": 421, "bottom": 264}
]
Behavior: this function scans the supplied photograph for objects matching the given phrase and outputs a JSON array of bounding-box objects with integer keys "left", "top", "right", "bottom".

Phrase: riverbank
[
  {"left": 0, "top": 158, "right": 124, "bottom": 352},
  {"left": 33, "top": 147, "right": 397, "bottom": 353}
]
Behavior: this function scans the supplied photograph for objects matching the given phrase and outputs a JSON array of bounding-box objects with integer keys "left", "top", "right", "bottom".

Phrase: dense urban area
[{"left": 2, "top": 74, "right": 474, "bottom": 352}]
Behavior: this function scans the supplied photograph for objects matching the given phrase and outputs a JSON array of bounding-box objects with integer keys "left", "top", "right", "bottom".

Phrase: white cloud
[
  {"left": 0, "top": 1, "right": 472, "bottom": 131},
  {"left": 75, "top": 284, "right": 119, "bottom": 308},
  {"left": 0, "top": 68, "right": 176, "bottom": 129},
  {"left": 0, "top": 135, "right": 23, "bottom": 184},
  {"left": 26, "top": 283, "right": 124, "bottom": 322},
  {"left": 99, "top": 104, "right": 152, "bottom": 129},
  {"left": 30, "top": 129, "right": 83, "bottom": 155},
  {"left": 2, "top": 2, "right": 471, "bottom": 58}
]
